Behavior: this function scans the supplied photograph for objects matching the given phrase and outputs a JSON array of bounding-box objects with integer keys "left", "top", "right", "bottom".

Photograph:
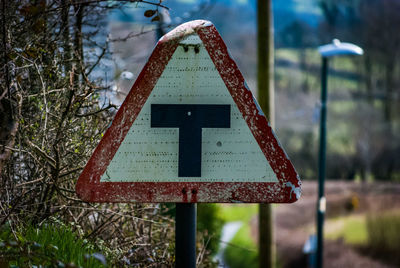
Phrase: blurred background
[{"left": 108, "top": 0, "right": 400, "bottom": 183}]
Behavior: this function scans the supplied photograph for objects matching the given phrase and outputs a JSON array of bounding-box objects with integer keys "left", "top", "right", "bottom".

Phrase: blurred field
[
  {"left": 220, "top": 181, "right": 400, "bottom": 268},
  {"left": 276, "top": 181, "right": 400, "bottom": 268}
]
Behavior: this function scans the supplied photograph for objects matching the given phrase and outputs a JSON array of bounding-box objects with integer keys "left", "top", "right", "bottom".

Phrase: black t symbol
[{"left": 151, "top": 104, "right": 231, "bottom": 177}]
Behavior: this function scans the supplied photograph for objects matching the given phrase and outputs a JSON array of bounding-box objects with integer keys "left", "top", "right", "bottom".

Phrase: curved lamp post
[{"left": 316, "top": 39, "right": 363, "bottom": 268}]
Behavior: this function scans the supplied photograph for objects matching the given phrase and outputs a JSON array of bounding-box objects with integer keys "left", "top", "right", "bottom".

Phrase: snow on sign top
[{"left": 76, "top": 20, "right": 301, "bottom": 203}]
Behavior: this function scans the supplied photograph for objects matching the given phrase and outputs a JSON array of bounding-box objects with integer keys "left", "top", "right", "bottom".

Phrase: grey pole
[{"left": 316, "top": 39, "right": 363, "bottom": 268}]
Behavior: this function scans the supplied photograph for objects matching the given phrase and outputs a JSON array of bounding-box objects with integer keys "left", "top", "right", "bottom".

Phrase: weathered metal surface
[{"left": 76, "top": 20, "right": 301, "bottom": 203}]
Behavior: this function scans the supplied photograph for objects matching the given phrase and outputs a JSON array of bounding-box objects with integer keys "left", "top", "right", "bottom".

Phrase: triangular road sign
[{"left": 76, "top": 20, "right": 301, "bottom": 203}]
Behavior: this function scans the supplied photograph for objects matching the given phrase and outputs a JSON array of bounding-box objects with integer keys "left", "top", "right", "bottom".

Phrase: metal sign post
[{"left": 175, "top": 203, "right": 196, "bottom": 267}]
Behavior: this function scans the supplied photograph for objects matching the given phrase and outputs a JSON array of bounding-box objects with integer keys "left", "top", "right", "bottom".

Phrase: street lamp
[{"left": 316, "top": 39, "right": 363, "bottom": 268}]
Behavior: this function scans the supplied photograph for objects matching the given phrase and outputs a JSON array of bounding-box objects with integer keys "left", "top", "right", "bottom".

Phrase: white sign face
[
  {"left": 100, "top": 34, "right": 278, "bottom": 183},
  {"left": 77, "top": 20, "right": 301, "bottom": 203}
]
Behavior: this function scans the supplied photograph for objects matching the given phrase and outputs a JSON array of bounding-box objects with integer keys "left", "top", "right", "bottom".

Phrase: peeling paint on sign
[
  {"left": 76, "top": 20, "right": 301, "bottom": 203},
  {"left": 99, "top": 34, "right": 277, "bottom": 183}
]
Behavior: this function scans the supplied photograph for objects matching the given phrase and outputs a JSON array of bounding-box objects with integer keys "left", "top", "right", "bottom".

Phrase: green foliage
[
  {"left": 0, "top": 221, "right": 107, "bottom": 267},
  {"left": 219, "top": 204, "right": 258, "bottom": 222},
  {"left": 325, "top": 215, "right": 367, "bottom": 245},
  {"left": 197, "top": 204, "right": 225, "bottom": 256},
  {"left": 223, "top": 224, "right": 258, "bottom": 268},
  {"left": 218, "top": 205, "right": 258, "bottom": 268}
]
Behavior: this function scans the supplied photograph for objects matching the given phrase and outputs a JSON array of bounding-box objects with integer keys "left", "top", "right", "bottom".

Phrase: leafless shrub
[{"left": 0, "top": 1, "right": 209, "bottom": 266}]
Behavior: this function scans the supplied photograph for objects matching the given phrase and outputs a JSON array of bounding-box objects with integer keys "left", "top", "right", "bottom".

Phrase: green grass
[
  {"left": 219, "top": 204, "right": 258, "bottom": 222},
  {"left": 197, "top": 204, "right": 225, "bottom": 255},
  {"left": 328, "top": 76, "right": 360, "bottom": 91},
  {"left": 327, "top": 129, "right": 356, "bottom": 155},
  {"left": 276, "top": 49, "right": 321, "bottom": 66},
  {"left": 276, "top": 48, "right": 360, "bottom": 73},
  {"left": 326, "top": 102, "right": 361, "bottom": 155},
  {"left": 275, "top": 63, "right": 360, "bottom": 96},
  {"left": 330, "top": 100, "right": 358, "bottom": 112},
  {"left": 330, "top": 56, "right": 361, "bottom": 73},
  {"left": 275, "top": 47, "right": 362, "bottom": 96},
  {"left": 218, "top": 204, "right": 258, "bottom": 268},
  {"left": 275, "top": 48, "right": 300, "bottom": 62},
  {"left": 0, "top": 221, "right": 107, "bottom": 267},
  {"left": 223, "top": 223, "right": 258, "bottom": 268},
  {"left": 325, "top": 215, "right": 368, "bottom": 245}
]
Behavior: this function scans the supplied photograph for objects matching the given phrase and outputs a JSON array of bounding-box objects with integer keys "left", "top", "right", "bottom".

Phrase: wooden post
[{"left": 258, "top": 1, "right": 275, "bottom": 268}]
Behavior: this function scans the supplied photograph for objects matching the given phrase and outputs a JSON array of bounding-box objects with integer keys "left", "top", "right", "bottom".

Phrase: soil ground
[{"left": 253, "top": 181, "right": 400, "bottom": 268}]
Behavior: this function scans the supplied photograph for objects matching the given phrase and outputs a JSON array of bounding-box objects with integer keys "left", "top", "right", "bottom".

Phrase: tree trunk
[
  {"left": 384, "top": 59, "right": 394, "bottom": 128},
  {"left": 364, "top": 54, "right": 373, "bottom": 104},
  {"left": 0, "top": 0, "right": 18, "bottom": 174},
  {"left": 258, "top": 1, "right": 275, "bottom": 267},
  {"left": 62, "top": 0, "right": 72, "bottom": 73},
  {"left": 74, "top": 3, "right": 84, "bottom": 76}
]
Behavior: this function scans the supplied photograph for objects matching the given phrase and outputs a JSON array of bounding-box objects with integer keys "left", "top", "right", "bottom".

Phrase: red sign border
[{"left": 76, "top": 20, "right": 301, "bottom": 203}]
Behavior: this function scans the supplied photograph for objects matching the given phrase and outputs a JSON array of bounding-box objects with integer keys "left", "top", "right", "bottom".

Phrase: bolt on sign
[{"left": 76, "top": 20, "right": 301, "bottom": 203}]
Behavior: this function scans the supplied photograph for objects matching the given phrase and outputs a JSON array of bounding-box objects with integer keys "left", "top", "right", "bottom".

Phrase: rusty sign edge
[{"left": 75, "top": 20, "right": 301, "bottom": 203}]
